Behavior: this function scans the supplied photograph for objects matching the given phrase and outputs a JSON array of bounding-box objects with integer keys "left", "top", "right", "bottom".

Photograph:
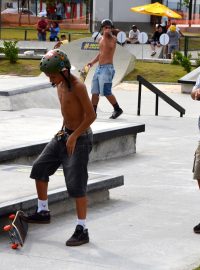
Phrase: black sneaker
[
  {"left": 151, "top": 51, "right": 156, "bottom": 56},
  {"left": 66, "top": 225, "right": 89, "bottom": 246},
  {"left": 24, "top": 209, "right": 51, "bottom": 224},
  {"left": 193, "top": 223, "right": 200, "bottom": 233},
  {"left": 109, "top": 108, "right": 123, "bottom": 119}
]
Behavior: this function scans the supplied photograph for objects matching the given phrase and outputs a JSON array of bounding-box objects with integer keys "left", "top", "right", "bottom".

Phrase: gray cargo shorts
[
  {"left": 30, "top": 128, "right": 93, "bottom": 198},
  {"left": 193, "top": 141, "right": 200, "bottom": 180}
]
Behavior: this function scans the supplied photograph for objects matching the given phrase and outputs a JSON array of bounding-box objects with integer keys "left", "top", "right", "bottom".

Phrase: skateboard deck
[
  {"left": 79, "top": 64, "right": 91, "bottom": 82},
  {"left": 3, "top": 210, "right": 28, "bottom": 249}
]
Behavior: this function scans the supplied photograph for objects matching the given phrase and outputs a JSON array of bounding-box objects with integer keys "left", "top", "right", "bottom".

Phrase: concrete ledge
[
  {"left": 0, "top": 83, "right": 51, "bottom": 96},
  {"left": 0, "top": 123, "right": 145, "bottom": 164},
  {"left": 0, "top": 172, "right": 124, "bottom": 217},
  {"left": 178, "top": 66, "right": 200, "bottom": 94}
]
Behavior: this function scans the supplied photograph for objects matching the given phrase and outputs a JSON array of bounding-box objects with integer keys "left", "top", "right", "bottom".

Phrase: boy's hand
[
  {"left": 66, "top": 134, "right": 77, "bottom": 156},
  {"left": 195, "top": 89, "right": 200, "bottom": 100}
]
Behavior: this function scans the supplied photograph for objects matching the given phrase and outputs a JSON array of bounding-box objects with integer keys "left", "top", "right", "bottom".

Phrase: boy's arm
[
  {"left": 88, "top": 53, "right": 100, "bottom": 67},
  {"left": 73, "top": 83, "right": 96, "bottom": 139}
]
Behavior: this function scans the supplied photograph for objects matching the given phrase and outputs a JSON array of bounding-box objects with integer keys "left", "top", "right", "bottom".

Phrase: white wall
[{"left": 93, "top": 0, "right": 151, "bottom": 23}]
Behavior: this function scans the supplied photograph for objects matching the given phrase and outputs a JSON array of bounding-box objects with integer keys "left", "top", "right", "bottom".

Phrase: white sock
[
  {"left": 37, "top": 199, "right": 49, "bottom": 212},
  {"left": 77, "top": 219, "right": 86, "bottom": 229}
]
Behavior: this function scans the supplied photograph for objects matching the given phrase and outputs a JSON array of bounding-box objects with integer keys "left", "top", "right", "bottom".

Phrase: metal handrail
[{"left": 137, "top": 75, "right": 185, "bottom": 117}]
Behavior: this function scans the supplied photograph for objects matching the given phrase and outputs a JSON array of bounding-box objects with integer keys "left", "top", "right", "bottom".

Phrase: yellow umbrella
[{"left": 130, "top": 2, "right": 182, "bottom": 19}]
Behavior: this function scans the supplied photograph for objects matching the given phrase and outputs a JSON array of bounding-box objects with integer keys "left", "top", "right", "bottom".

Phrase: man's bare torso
[
  {"left": 57, "top": 76, "right": 84, "bottom": 131},
  {"left": 98, "top": 34, "right": 116, "bottom": 65}
]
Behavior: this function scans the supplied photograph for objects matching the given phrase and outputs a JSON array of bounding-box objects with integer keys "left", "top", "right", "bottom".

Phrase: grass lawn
[
  {"left": 0, "top": 59, "right": 41, "bottom": 76},
  {"left": 1, "top": 26, "right": 91, "bottom": 41},
  {"left": 0, "top": 58, "right": 191, "bottom": 83},
  {"left": 123, "top": 60, "right": 191, "bottom": 83}
]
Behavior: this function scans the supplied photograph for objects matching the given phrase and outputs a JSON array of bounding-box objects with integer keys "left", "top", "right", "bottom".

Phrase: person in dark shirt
[{"left": 149, "top": 24, "right": 164, "bottom": 57}]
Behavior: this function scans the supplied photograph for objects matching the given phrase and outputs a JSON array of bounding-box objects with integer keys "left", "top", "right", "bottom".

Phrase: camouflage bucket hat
[{"left": 40, "top": 49, "right": 71, "bottom": 73}]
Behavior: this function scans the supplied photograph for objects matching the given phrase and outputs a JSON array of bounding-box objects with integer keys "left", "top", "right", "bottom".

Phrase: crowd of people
[
  {"left": 123, "top": 21, "right": 183, "bottom": 59},
  {"left": 37, "top": 16, "right": 68, "bottom": 43}
]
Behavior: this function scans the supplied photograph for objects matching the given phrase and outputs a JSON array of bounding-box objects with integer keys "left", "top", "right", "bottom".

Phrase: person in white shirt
[{"left": 127, "top": 25, "right": 140, "bottom": 44}]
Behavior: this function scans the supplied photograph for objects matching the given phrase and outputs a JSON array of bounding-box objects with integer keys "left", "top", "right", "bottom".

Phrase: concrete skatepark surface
[{"left": 1, "top": 75, "right": 200, "bottom": 269}]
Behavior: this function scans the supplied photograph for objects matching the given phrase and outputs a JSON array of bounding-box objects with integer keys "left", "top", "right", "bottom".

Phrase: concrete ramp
[
  {"left": 0, "top": 38, "right": 135, "bottom": 111},
  {"left": 124, "top": 44, "right": 163, "bottom": 60},
  {"left": 60, "top": 37, "right": 136, "bottom": 89}
]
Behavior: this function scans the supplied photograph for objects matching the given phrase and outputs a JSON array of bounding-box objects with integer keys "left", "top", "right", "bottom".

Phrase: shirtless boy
[
  {"left": 25, "top": 49, "right": 96, "bottom": 246},
  {"left": 88, "top": 19, "right": 123, "bottom": 119}
]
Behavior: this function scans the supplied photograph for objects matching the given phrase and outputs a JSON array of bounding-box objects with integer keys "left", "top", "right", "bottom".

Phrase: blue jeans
[
  {"left": 38, "top": 32, "right": 46, "bottom": 41},
  {"left": 91, "top": 64, "right": 115, "bottom": 96}
]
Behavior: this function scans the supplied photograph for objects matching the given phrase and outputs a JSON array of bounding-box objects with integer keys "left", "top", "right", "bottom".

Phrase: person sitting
[
  {"left": 49, "top": 22, "right": 60, "bottom": 42},
  {"left": 149, "top": 24, "right": 164, "bottom": 57},
  {"left": 127, "top": 25, "right": 140, "bottom": 44},
  {"left": 54, "top": 34, "right": 68, "bottom": 49}
]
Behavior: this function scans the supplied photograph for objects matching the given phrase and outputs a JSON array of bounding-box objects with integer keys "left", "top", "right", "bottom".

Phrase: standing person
[
  {"left": 191, "top": 75, "right": 200, "bottom": 233},
  {"left": 56, "top": 0, "right": 64, "bottom": 20},
  {"left": 24, "top": 49, "right": 96, "bottom": 246},
  {"left": 49, "top": 21, "right": 60, "bottom": 41},
  {"left": 167, "top": 25, "right": 180, "bottom": 59},
  {"left": 149, "top": 24, "right": 164, "bottom": 57},
  {"left": 88, "top": 19, "right": 123, "bottom": 119},
  {"left": 127, "top": 25, "right": 140, "bottom": 44},
  {"left": 37, "top": 16, "right": 48, "bottom": 41}
]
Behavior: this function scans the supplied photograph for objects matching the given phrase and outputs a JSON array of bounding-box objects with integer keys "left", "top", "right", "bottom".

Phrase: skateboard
[
  {"left": 79, "top": 64, "right": 91, "bottom": 82},
  {"left": 3, "top": 210, "right": 28, "bottom": 249}
]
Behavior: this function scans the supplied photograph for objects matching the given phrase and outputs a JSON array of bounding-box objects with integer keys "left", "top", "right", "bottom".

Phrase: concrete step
[{"left": 0, "top": 164, "right": 124, "bottom": 228}]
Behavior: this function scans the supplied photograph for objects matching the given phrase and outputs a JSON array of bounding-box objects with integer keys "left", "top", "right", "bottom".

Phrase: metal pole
[
  {"left": 184, "top": 36, "right": 188, "bottom": 57},
  {"left": 109, "top": 0, "right": 113, "bottom": 21},
  {"left": 89, "top": 0, "right": 93, "bottom": 33},
  {"left": 35, "top": 0, "right": 38, "bottom": 16},
  {"left": 137, "top": 82, "right": 142, "bottom": 116},
  {"left": 0, "top": 0, "right": 2, "bottom": 40},
  {"left": 155, "top": 94, "right": 159, "bottom": 116}
]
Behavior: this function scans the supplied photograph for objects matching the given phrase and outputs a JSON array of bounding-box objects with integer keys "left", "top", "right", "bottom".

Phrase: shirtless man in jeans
[
  {"left": 88, "top": 19, "right": 123, "bottom": 119},
  {"left": 25, "top": 49, "right": 96, "bottom": 246}
]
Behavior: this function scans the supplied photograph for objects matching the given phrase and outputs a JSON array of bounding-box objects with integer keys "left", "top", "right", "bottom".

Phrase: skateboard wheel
[
  {"left": 11, "top": 243, "right": 18, "bottom": 249},
  {"left": 9, "top": 214, "right": 15, "bottom": 220},
  {"left": 3, "top": 225, "right": 11, "bottom": 232}
]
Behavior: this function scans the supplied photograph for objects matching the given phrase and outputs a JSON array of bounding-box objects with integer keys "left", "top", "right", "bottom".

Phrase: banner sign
[{"left": 81, "top": 42, "right": 100, "bottom": 50}]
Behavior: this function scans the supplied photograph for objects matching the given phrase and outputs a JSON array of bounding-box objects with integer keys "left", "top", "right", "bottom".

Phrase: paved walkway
[{"left": 1, "top": 77, "right": 200, "bottom": 270}]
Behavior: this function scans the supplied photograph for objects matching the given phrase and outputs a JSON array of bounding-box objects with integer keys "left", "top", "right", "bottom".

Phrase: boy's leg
[
  {"left": 75, "top": 196, "right": 87, "bottom": 220},
  {"left": 66, "top": 196, "right": 89, "bottom": 246},
  {"left": 64, "top": 133, "right": 92, "bottom": 246},
  {"left": 91, "top": 93, "right": 99, "bottom": 113},
  {"left": 36, "top": 180, "right": 48, "bottom": 200},
  {"left": 25, "top": 138, "right": 61, "bottom": 224}
]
